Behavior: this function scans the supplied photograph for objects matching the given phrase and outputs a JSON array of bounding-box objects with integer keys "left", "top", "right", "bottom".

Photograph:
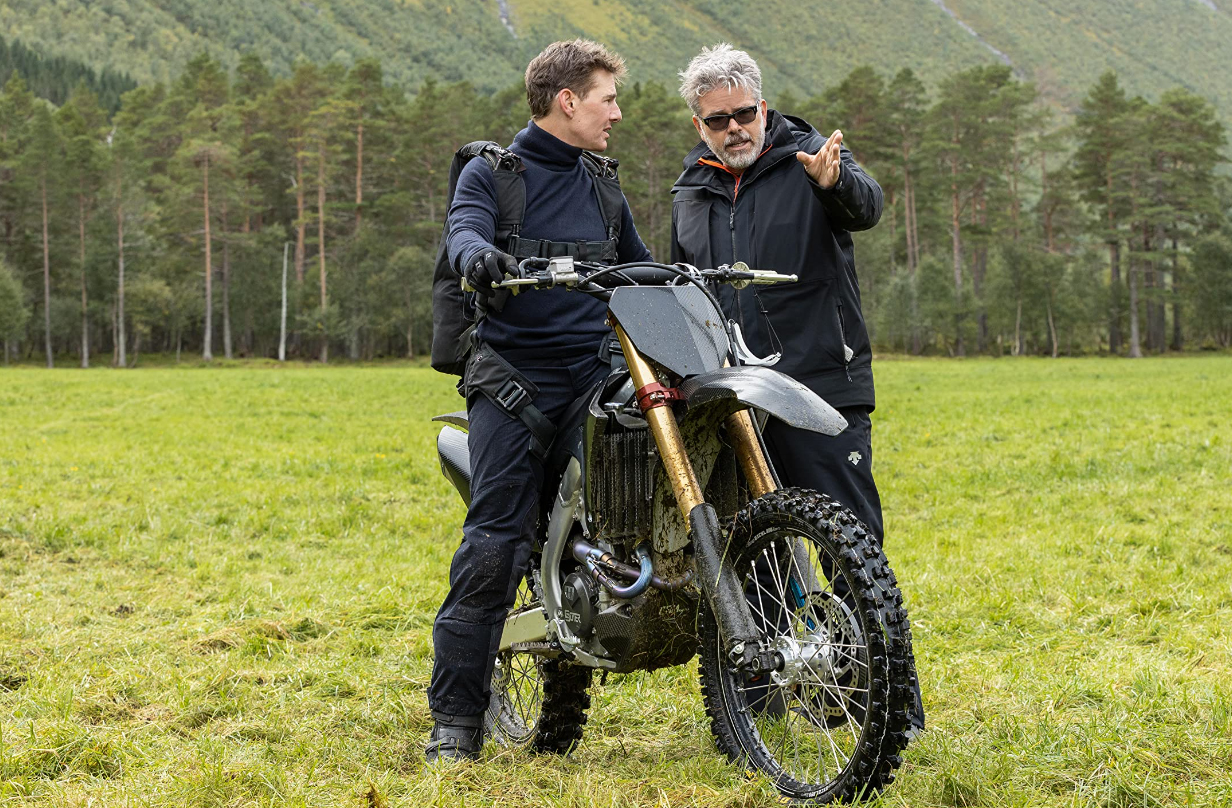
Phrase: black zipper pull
[{"left": 838, "top": 300, "right": 852, "bottom": 382}]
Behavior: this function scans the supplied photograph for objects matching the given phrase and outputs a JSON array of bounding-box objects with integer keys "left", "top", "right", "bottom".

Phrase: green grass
[{"left": 1, "top": 356, "right": 1230, "bottom": 807}]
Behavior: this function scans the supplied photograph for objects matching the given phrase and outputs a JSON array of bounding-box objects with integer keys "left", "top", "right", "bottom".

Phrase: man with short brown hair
[
  {"left": 524, "top": 39, "right": 627, "bottom": 119},
  {"left": 426, "top": 38, "right": 651, "bottom": 763}
]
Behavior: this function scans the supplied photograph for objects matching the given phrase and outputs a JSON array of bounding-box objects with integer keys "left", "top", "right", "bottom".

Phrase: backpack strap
[
  {"left": 474, "top": 143, "right": 527, "bottom": 248},
  {"left": 582, "top": 151, "right": 624, "bottom": 244}
]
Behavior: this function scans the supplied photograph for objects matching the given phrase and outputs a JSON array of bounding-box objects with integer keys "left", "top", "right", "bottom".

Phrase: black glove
[{"left": 465, "top": 250, "right": 519, "bottom": 297}]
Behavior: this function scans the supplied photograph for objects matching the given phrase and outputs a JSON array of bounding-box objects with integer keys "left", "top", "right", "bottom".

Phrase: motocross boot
[{"left": 424, "top": 711, "right": 484, "bottom": 764}]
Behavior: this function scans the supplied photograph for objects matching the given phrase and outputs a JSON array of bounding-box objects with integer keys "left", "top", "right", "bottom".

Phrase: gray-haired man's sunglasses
[{"left": 700, "top": 105, "right": 759, "bottom": 131}]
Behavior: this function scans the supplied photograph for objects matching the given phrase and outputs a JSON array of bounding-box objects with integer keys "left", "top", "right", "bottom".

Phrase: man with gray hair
[{"left": 671, "top": 43, "right": 925, "bottom": 735}]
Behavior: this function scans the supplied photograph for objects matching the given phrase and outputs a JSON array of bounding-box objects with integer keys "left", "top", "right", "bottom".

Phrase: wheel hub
[{"left": 771, "top": 633, "right": 834, "bottom": 686}]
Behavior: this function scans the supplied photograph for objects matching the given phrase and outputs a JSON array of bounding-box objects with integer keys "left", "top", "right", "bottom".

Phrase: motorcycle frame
[{"left": 498, "top": 319, "right": 783, "bottom": 670}]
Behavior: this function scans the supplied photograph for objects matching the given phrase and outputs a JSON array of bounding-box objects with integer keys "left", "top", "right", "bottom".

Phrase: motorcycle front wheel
[{"left": 698, "top": 488, "right": 915, "bottom": 804}]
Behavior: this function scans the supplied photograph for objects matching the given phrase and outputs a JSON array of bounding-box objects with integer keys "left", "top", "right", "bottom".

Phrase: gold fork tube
[
  {"left": 724, "top": 410, "right": 776, "bottom": 499},
  {"left": 613, "top": 324, "right": 704, "bottom": 521}
]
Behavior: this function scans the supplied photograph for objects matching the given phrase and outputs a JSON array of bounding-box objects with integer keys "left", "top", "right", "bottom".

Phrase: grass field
[{"left": 1, "top": 356, "right": 1230, "bottom": 807}]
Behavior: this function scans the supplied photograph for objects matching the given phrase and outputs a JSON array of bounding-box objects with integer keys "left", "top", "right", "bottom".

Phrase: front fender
[{"left": 677, "top": 366, "right": 847, "bottom": 435}]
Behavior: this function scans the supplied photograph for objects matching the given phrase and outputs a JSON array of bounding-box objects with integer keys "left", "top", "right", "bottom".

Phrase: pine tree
[
  {"left": 1152, "top": 88, "right": 1226, "bottom": 350},
  {"left": 169, "top": 54, "right": 236, "bottom": 361},
  {"left": 58, "top": 84, "right": 108, "bottom": 367},
  {"left": 22, "top": 102, "right": 62, "bottom": 367},
  {"left": 1074, "top": 71, "right": 1132, "bottom": 354}
]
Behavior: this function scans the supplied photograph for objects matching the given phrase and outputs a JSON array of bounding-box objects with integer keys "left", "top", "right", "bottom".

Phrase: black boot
[{"left": 424, "top": 711, "right": 485, "bottom": 764}]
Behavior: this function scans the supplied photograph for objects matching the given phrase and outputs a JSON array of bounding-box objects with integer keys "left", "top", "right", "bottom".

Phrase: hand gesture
[{"left": 796, "top": 129, "right": 844, "bottom": 189}]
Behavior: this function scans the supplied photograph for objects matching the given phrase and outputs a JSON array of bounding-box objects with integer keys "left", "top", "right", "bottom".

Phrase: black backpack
[{"left": 429, "top": 140, "right": 626, "bottom": 376}]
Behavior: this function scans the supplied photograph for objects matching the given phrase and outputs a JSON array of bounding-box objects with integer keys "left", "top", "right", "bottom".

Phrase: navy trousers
[{"left": 428, "top": 350, "right": 609, "bottom": 718}]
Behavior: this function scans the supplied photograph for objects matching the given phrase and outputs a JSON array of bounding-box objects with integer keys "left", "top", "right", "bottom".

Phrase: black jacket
[{"left": 670, "top": 110, "right": 882, "bottom": 410}]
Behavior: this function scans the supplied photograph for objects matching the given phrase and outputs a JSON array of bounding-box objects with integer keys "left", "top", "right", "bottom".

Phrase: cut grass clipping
[{"left": 1, "top": 356, "right": 1230, "bottom": 806}]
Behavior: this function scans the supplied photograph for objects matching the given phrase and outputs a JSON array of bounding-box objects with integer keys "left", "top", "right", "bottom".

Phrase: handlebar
[{"left": 461, "top": 257, "right": 796, "bottom": 295}]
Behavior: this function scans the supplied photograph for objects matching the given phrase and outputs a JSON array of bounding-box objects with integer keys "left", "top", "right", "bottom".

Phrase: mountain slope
[{"left": 1, "top": 0, "right": 1230, "bottom": 118}]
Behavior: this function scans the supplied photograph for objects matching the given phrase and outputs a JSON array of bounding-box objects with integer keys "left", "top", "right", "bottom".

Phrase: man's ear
[
  {"left": 692, "top": 116, "right": 703, "bottom": 139},
  {"left": 760, "top": 98, "right": 768, "bottom": 120},
  {"left": 556, "top": 88, "right": 577, "bottom": 119}
]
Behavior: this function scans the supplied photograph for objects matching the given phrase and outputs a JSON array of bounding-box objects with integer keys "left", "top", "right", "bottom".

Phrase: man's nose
[
  {"left": 727, "top": 116, "right": 743, "bottom": 133},
  {"left": 611, "top": 103, "right": 622, "bottom": 123}
]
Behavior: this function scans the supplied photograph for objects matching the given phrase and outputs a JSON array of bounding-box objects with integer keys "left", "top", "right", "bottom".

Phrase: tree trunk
[
  {"left": 1171, "top": 234, "right": 1183, "bottom": 351},
  {"left": 279, "top": 241, "right": 289, "bottom": 362},
  {"left": 1108, "top": 241, "right": 1122, "bottom": 354},
  {"left": 887, "top": 187, "right": 897, "bottom": 275},
  {"left": 974, "top": 192, "right": 988, "bottom": 353},
  {"left": 1009, "top": 133, "right": 1021, "bottom": 242},
  {"left": 908, "top": 178, "right": 920, "bottom": 272},
  {"left": 117, "top": 190, "right": 127, "bottom": 369},
  {"left": 901, "top": 141, "right": 918, "bottom": 274},
  {"left": 79, "top": 196, "right": 89, "bottom": 369},
  {"left": 1014, "top": 298, "right": 1022, "bottom": 356},
  {"left": 354, "top": 120, "right": 364, "bottom": 233},
  {"left": 222, "top": 201, "right": 233, "bottom": 360},
  {"left": 1107, "top": 168, "right": 1121, "bottom": 355},
  {"left": 1144, "top": 258, "right": 1159, "bottom": 353},
  {"left": 1041, "top": 152, "right": 1055, "bottom": 253},
  {"left": 42, "top": 176, "right": 53, "bottom": 368},
  {"left": 406, "top": 287, "right": 415, "bottom": 359},
  {"left": 317, "top": 150, "right": 328, "bottom": 364},
  {"left": 202, "top": 152, "right": 214, "bottom": 361},
  {"left": 295, "top": 155, "right": 306, "bottom": 285},
  {"left": 1128, "top": 229, "right": 1142, "bottom": 359},
  {"left": 1047, "top": 295, "right": 1059, "bottom": 358},
  {"left": 950, "top": 151, "right": 964, "bottom": 357}
]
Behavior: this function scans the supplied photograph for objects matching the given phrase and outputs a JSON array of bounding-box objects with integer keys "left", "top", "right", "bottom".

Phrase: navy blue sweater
[{"left": 446, "top": 121, "right": 651, "bottom": 356}]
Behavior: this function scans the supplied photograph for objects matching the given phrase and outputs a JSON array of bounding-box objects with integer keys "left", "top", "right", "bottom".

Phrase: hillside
[{"left": 2, "top": 0, "right": 1231, "bottom": 115}]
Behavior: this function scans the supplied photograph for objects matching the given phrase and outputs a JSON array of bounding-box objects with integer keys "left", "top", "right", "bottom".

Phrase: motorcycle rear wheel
[
  {"left": 487, "top": 571, "right": 593, "bottom": 754},
  {"left": 698, "top": 488, "right": 913, "bottom": 803}
]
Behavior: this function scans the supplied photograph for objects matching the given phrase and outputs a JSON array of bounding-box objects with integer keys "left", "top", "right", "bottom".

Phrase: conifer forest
[{"left": 0, "top": 44, "right": 1229, "bottom": 367}]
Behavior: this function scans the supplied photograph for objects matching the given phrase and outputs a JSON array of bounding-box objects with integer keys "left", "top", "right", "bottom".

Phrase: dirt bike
[{"left": 433, "top": 257, "right": 915, "bottom": 803}]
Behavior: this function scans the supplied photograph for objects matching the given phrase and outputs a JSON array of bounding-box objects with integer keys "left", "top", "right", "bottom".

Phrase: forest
[{"left": 0, "top": 49, "right": 1229, "bottom": 367}]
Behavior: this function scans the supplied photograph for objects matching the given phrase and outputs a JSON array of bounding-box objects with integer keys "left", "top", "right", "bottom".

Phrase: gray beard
[{"left": 707, "top": 128, "right": 764, "bottom": 172}]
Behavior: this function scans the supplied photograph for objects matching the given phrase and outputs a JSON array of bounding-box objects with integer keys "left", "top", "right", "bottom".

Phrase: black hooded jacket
[{"left": 670, "top": 110, "right": 882, "bottom": 410}]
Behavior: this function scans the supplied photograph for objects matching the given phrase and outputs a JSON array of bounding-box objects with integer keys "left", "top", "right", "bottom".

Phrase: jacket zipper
[
  {"left": 730, "top": 204, "right": 743, "bottom": 327},
  {"left": 837, "top": 300, "right": 853, "bottom": 382}
]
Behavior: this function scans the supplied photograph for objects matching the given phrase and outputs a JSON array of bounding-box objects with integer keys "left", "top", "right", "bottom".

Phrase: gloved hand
[{"left": 465, "top": 250, "right": 519, "bottom": 297}]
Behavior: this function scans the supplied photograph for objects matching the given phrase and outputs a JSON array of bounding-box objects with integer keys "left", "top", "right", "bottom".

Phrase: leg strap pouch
[{"left": 464, "top": 343, "right": 557, "bottom": 460}]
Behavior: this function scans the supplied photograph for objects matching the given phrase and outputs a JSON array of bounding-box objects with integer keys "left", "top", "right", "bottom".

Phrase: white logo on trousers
[{"left": 847, "top": 451, "right": 862, "bottom": 466}]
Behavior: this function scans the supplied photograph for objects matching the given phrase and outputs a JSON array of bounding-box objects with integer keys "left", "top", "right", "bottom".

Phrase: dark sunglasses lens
[{"left": 704, "top": 106, "right": 757, "bottom": 131}]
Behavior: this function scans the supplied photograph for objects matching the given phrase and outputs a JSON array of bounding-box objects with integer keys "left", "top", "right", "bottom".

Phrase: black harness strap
[{"left": 463, "top": 341, "right": 556, "bottom": 461}]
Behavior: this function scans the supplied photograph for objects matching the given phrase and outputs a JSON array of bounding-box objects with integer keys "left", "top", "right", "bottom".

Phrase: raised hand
[{"left": 796, "top": 129, "right": 844, "bottom": 189}]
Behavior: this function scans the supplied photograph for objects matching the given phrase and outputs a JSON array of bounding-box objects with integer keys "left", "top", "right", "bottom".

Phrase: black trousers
[
  {"left": 761, "top": 406, "right": 925, "bottom": 729},
  {"left": 428, "top": 351, "right": 609, "bottom": 718},
  {"left": 762, "top": 406, "right": 883, "bottom": 541}
]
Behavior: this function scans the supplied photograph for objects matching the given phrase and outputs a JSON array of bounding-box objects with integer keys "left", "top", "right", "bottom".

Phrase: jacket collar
[
  {"left": 677, "top": 110, "right": 805, "bottom": 193},
  {"left": 512, "top": 120, "right": 585, "bottom": 171}
]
